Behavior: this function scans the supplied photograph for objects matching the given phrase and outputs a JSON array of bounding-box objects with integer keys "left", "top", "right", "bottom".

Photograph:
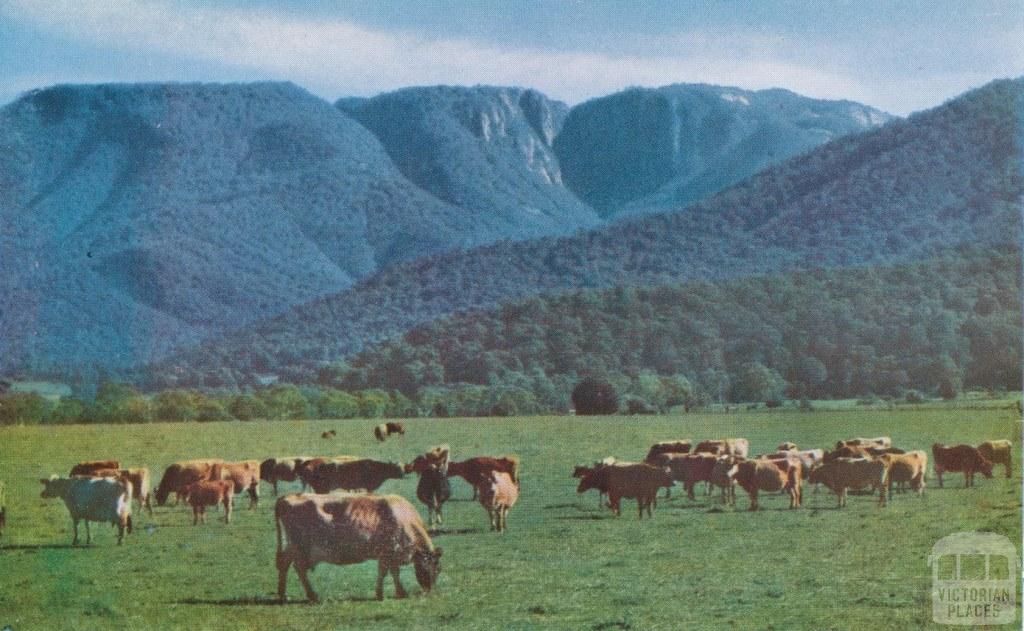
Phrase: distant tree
[
  {"left": 258, "top": 385, "right": 310, "bottom": 420},
  {"left": 318, "top": 389, "right": 360, "bottom": 419},
  {"left": 0, "top": 393, "right": 52, "bottom": 425},
  {"left": 228, "top": 394, "right": 267, "bottom": 421},
  {"left": 47, "top": 397, "right": 86, "bottom": 424},
  {"left": 358, "top": 389, "right": 391, "bottom": 419},
  {"left": 572, "top": 378, "right": 619, "bottom": 415},
  {"left": 731, "top": 362, "right": 787, "bottom": 403},
  {"left": 153, "top": 390, "right": 198, "bottom": 422},
  {"left": 195, "top": 398, "right": 232, "bottom": 422}
]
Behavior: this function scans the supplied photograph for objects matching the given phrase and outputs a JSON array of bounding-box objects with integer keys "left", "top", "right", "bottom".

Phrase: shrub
[
  {"left": 572, "top": 378, "right": 619, "bottom": 415},
  {"left": 195, "top": 399, "right": 232, "bottom": 422},
  {"left": 229, "top": 394, "right": 267, "bottom": 421},
  {"left": 904, "top": 389, "right": 925, "bottom": 404}
]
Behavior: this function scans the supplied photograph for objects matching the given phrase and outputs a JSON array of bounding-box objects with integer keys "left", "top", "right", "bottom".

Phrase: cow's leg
[
  {"left": 748, "top": 489, "right": 758, "bottom": 511},
  {"left": 294, "top": 559, "right": 319, "bottom": 603},
  {"left": 1006, "top": 456, "right": 1012, "bottom": 479},
  {"left": 117, "top": 520, "right": 125, "bottom": 545},
  {"left": 390, "top": 561, "right": 408, "bottom": 598},
  {"left": 838, "top": 488, "right": 846, "bottom": 508},
  {"left": 276, "top": 547, "right": 293, "bottom": 601},
  {"left": 192, "top": 505, "right": 199, "bottom": 525},
  {"left": 663, "top": 485, "right": 671, "bottom": 500},
  {"left": 249, "top": 483, "right": 259, "bottom": 509},
  {"left": 376, "top": 559, "right": 388, "bottom": 600},
  {"left": 225, "top": 497, "right": 232, "bottom": 524},
  {"left": 145, "top": 493, "right": 153, "bottom": 516},
  {"left": 609, "top": 492, "right": 621, "bottom": 516},
  {"left": 685, "top": 482, "right": 696, "bottom": 501},
  {"left": 71, "top": 517, "right": 80, "bottom": 545},
  {"left": 935, "top": 467, "right": 944, "bottom": 488},
  {"left": 84, "top": 519, "right": 91, "bottom": 544}
]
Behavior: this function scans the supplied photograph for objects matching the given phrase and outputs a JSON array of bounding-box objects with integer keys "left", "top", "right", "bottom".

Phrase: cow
[
  {"left": 182, "top": 479, "right": 235, "bottom": 524},
  {"left": 69, "top": 460, "right": 120, "bottom": 477},
  {"left": 448, "top": 456, "right": 520, "bottom": 499},
  {"left": 880, "top": 451, "right": 928, "bottom": 499},
  {"left": 478, "top": 471, "right": 519, "bottom": 532},
  {"left": 321, "top": 430, "right": 337, "bottom": 439},
  {"left": 77, "top": 467, "right": 153, "bottom": 516},
  {"left": 576, "top": 463, "right": 673, "bottom": 518},
  {"left": 374, "top": 422, "right": 405, "bottom": 442},
  {"left": 932, "top": 444, "right": 994, "bottom": 488},
  {"left": 644, "top": 440, "right": 692, "bottom": 462},
  {"left": 733, "top": 458, "right": 801, "bottom": 510},
  {"left": 406, "top": 455, "right": 452, "bottom": 527},
  {"left": 260, "top": 457, "right": 310, "bottom": 495},
  {"left": 214, "top": 460, "right": 261, "bottom": 508},
  {"left": 654, "top": 453, "right": 717, "bottom": 500},
  {"left": 977, "top": 440, "right": 1012, "bottom": 478},
  {"left": 39, "top": 476, "right": 133, "bottom": 545},
  {"left": 301, "top": 459, "right": 404, "bottom": 494},
  {"left": 154, "top": 459, "right": 224, "bottom": 506},
  {"left": 837, "top": 437, "right": 892, "bottom": 449},
  {"left": 572, "top": 457, "right": 626, "bottom": 507},
  {"left": 423, "top": 445, "right": 451, "bottom": 471},
  {"left": 275, "top": 493, "right": 443, "bottom": 603},
  {"left": 807, "top": 457, "right": 889, "bottom": 507},
  {"left": 777, "top": 442, "right": 798, "bottom": 452},
  {"left": 695, "top": 438, "right": 749, "bottom": 458},
  {"left": 824, "top": 444, "right": 873, "bottom": 461},
  {"left": 710, "top": 456, "right": 741, "bottom": 506}
]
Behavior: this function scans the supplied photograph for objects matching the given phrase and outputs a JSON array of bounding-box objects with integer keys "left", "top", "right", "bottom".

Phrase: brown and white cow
[
  {"left": 374, "top": 422, "right": 405, "bottom": 442},
  {"left": 477, "top": 471, "right": 519, "bottom": 532},
  {"left": 448, "top": 456, "right": 520, "bottom": 499},
  {"left": 40, "top": 476, "right": 133, "bottom": 545},
  {"left": 733, "top": 458, "right": 801, "bottom": 511},
  {"left": 69, "top": 460, "right": 120, "bottom": 477},
  {"left": 932, "top": 444, "right": 994, "bottom": 488},
  {"left": 837, "top": 436, "right": 892, "bottom": 450},
  {"left": 301, "top": 459, "right": 405, "bottom": 494},
  {"left": 777, "top": 442, "right": 798, "bottom": 452},
  {"left": 275, "top": 493, "right": 442, "bottom": 602},
  {"left": 260, "top": 457, "right": 310, "bottom": 495},
  {"left": 977, "top": 440, "right": 1012, "bottom": 478},
  {"left": 808, "top": 457, "right": 889, "bottom": 507},
  {"left": 154, "top": 459, "right": 224, "bottom": 506},
  {"left": 695, "top": 438, "right": 749, "bottom": 458},
  {"left": 880, "top": 451, "right": 927, "bottom": 499},
  {"left": 214, "top": 460, "right": 261, "bottom": 508},
  {"left": 576, "top": 463, "right": 673, "bottom": 518},
  {"left": 183, "top": 479, "right": 235, "bottom": 525}
]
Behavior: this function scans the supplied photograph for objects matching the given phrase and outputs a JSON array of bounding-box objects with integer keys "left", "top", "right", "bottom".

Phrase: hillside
[
  {"left": 339, "top": 85, "right": 600, "bottom": 237},
  {"left": 554, "top": 84, "right": 892, "bottom": 217},
  {"left": 144, "top": 78, "right": 1023, "bottom": 389},
  {"left": 0, "top": 82, "right": 597, "bottom": 373}
]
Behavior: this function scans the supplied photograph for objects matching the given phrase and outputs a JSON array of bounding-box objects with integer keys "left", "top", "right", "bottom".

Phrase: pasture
[{"left": 0, "top": 408, "right": 1020, "bottom": 630}]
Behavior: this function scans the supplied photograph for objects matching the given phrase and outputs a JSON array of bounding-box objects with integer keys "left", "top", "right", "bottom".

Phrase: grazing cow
[
  {"left": 644, "top": 440, "right": 692, "bottom": 462},
  {"left": 260, "top": 457, "right": 310, "bottom": 495},
  {"left": 321, "top": 430, "right": 337, "bottom": 439},
  {"left": 69, "top": 460, "right": 120, "bottom": 477},
  {"left": 880, "top": 451, "right": 928, "bottom": 499},
  {"left": 477, "top": 471, "right": 519, "bottom": 532},
  {"left": 808, "top": 457, "right": 889, "bottom": 507},
  {"left": 695, "top": 438, "right": 749, "bottom": 458},
  {"left": 374, "top": 422, "right": 405, "bottom": 442},
  {"left": 837, "top": 437, "right": 892, "bottom": 449},
  {"left": 275, "top": 493, "right": 443, "bottom": 602},
  {"left": 654, "top": 453, "right": 717, "bottom": 500},
  {"left": 448, "top": 456, "right": 520, "bottom": 499},
  {"left": 406, "top": 455, "right": 452, "bottom": 527},
  {"left": 154, "top": 459, "right": 224, "bottom": 506},
  {"left": 214, "top": 460, "right": 261, "bottom": 508},
  {"left": 733, "top": 458, "right": 801, "bottom": 510},
  {"left": 977, "top": 440, "right": 1012, "bottom": 478},
  {"left": 302, "top": 459, "right": 404, "bottom": 494},
  {"left": 932, "top": 444, "right": 994, "bottom": 488},
  {"left": 39, "top": 476, "right": 133, "bottom": 545},
  {"left": 777, "top": 442, "right": 798, "bottom": 452},
  {"left": 183, "top": 479, "right": 235, "bottom": 524},
  {"left": 577, "top": 463, "right": 673, "bottom": 518},
  {"left": 572, "top": 457, "right": 626, "bottom": 507},
  {"left": 710, "top": 456, "right": 741, "bottom": 506}
]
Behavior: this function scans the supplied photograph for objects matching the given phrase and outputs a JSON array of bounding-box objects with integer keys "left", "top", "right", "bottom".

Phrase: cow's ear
[{"left": 39, "top": 478, "right": 49, "bottom": 485}]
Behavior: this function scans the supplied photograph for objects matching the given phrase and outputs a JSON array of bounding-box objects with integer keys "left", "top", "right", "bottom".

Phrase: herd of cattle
[
  {"left": 1, "top": 431, "right": 1013, "bottom": 602},
  {"left": 572, "top": 437, "right": 1013, "bottom": 517}
]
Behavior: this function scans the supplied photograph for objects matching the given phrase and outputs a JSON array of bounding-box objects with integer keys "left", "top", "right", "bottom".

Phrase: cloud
[{"left": 3, "top": 0, "right": 873, "bottom": 106}]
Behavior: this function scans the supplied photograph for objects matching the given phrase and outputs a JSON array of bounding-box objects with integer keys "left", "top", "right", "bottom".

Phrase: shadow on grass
[
  {"left": 0, "top": 543, "right": 80, "bottom": 551},
  {"left": 555, "top": 514, "right": 610, "bottom": 521},
  {"left": 429, "top": 527, "right": 482, "bottom": 536},
  {"left": 173, "top": 595, "right": 380, "bottom": 606}
]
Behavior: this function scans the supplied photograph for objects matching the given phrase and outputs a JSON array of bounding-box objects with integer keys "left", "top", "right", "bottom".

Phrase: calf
[
  {"left": 406, "top": 455, "right": 452, "bottom": 527},
  {"left": 977, "top": 440, "right": 1012, "bottom": 478},
  {"left": 477, "top": 471, "right": 519, "bottom": 532},
  {"left": 808, "top": 457, "right": 888, "bottom": 507},
  {"left": 39, "top": 476, "right": 133, "bottom": 545},
  {"left": 577, "top": 463, "right": 673, "bottom": 518},
  {"left": 374, "top": 422, "right": 405, "bottom": 442},
  {"left": 733, "top": 458, "right": 801, "bottom": 511},
  {"left": 932, "top": 444, "right": 993, "bottom": 488},
  {"left": 710, "top": 456, "right": 741, "bottom": 506},
  {"left": 183, "top": 479, "right": 235, "bottom": 524},
  {"left": 275, "top": 493, "right": 442, "bottom": 602},
  {"left": 881, "top": 451, "right": 927, "bottom": 499}
]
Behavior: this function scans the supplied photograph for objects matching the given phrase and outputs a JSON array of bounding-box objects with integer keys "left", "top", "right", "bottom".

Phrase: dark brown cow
[
  {"left": 275, "top": 493, "right": 442, "bottom": 602},
  {"left": 183, "top": 479, "right": 235, "bottom": 524},
  {"left": 302, "top": 459, "right": 405, "bottom": 494},
  {"left": 406, "top": 455, "right": 452, "bottom": 527},
  {"left": 154, "top": 459, "right": 224, "bottom": 506},
  {"left": 576, "top": 463, "right": 673, "bottom": 518},
  {"left": 734, "top": 458, "right": 802, "bottom": 510},
  {"left": 644, "top": 440, "right": 692, "bottom": 462},
  {"left": 448, "top": 456, "right": 520, "bottom": 498},
  {"left": 69, "top": 460, "right": 120, "bottom": 477},
  {"left": 932, "top": 444, "right": 994, "bottom": 488},
  {"left": 296, "top": 456, "right": 360, "bottom": 487},
  {"left": 374, "top": 422, "right": 405, "bottom": 442},
  {"left": 654, "top": 453, "right": 717, "bottom": 500}
]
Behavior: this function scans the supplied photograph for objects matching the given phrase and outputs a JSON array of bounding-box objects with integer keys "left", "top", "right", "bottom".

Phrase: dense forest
[{"left": 142, "top": 79, "right": 1022, "bottom": 388}]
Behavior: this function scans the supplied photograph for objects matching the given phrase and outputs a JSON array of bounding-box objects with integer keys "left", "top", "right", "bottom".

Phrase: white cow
[{"left": 40, "top": 476, "right": 133, "bottom": 545}]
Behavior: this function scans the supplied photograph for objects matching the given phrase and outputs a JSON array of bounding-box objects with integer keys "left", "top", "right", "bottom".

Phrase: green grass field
[{"left": 1, "top": 409, "right": 1020, "bottom": 630}]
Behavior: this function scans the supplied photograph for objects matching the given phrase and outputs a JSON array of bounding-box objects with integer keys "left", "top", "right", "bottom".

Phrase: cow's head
[
  {"left": 406, "top": 456, "right": 428, "bottom": 475},
  {"left": 413, "top": 547, "right": 443, "bottom": 592},
  {"left": 576, "top": 472, "right": 600, "bottom": 494},
  {"left": 39, "top": 475, "right": 62, "bottom": 498},
  {"left": 979, "top": 456, "right": 994, "bottom": 479},
  {"left": 571, "top": 465, "right": 592, "bottom": 479},
  {"left": 259, "top": 459, "right": 276, "bottom": 481}
]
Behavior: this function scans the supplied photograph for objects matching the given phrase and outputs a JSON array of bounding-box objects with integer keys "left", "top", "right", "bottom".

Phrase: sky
[{"left": 1, "top": 0, "right": 1021, "bottom": 115}]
